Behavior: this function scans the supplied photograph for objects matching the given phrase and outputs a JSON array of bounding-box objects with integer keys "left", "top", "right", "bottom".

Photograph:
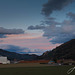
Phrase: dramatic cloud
[
  {"left": 0, "top": 27, "right": 24, "bottom": 38},
  {"left": 43, "top": 26, "right": 75, "bottom": 44},
  {"left": 28, "top": 25, "right": 46, "bottom": 30},
  {"left": 42, "top": 0, "right": 73, "bottom": 16},
  {"left": 27, "top": 12, "right": 75, "bottom": 44},
  {"left": 43, "top": 12, "right": 75, "bottom": 43},
  {"left": 27, "top": 17, "right": 60, "bottom": 30}
]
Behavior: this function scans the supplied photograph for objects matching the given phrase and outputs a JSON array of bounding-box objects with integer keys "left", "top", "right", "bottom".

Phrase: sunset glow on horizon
[{"left": 0, "top": 0, "right": 75, "bottom": 55}]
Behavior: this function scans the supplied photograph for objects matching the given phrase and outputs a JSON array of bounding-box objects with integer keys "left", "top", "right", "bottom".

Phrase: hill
[
  {"left": 0, "top": 39, "right": 75, "bottom": 61},
  {"left": 38, "top": 39, "right": 75, "bottom": 60},
  {"left": 0, "top": 49, "right": 37, "bottom": 61}
]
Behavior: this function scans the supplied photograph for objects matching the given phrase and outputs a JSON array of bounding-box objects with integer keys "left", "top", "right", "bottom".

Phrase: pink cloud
[{"left": 0, "top": 33, "right": 60, "bottom": 50}]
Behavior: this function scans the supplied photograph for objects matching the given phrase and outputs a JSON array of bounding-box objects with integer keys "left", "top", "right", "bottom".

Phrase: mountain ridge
[
  {"left": 0, "top": 49, "right": 38, "bottom": 61},
  {"left": 0, "top": 39, "right": 75, "bottom": 61},
  {"left": 38, "top": 39, "right": 75, "bottom": 60}
]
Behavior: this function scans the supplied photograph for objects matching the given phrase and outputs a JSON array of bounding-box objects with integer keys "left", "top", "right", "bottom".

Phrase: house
[
  {"left": 57, "top": 59, "right": 75, "bottom": 65},
  {"left": 48, "top": 60, "right": 55, "bottom": 64},
  {"left": 0, "top": 56, "right": 10, "bottom": 64}
]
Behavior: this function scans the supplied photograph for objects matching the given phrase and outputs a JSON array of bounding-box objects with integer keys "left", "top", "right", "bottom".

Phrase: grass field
[{"left": 0, "top": 63, "right": 75, "bottom": 75}]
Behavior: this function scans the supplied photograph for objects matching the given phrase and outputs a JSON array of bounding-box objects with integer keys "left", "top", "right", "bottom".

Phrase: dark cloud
[
  {"left": 0, "top": 27, "right": 24, "bottom": 34},
  {"left": 27, "top": 12, "right": 75, "bottom": 44},
  {"left": 0, "top": 27, "right": 24, "bottom": 38},
  {"left": 67, "top": 12, "right": 75, "bottom": 21},
  {"left": 28, "top": 25, "right": 46, "bottom": 30},
  {"left": 42, "top": 0, "right": 73, "bottom": 16},
  {"left": 43, "top": 12, "right": 75, "bottom": 44},
  {"left": 40, "top": 0, "right": 75, "bottom": 43},
  {"left": 28, "top": 17, "right": 60, "bottom": 30},
  {"left": 46, "top": 17, "right": 56, "bottom": 20},
  {"left": 41, "top": 19, "right": 60, "bottom": 26},
  {"left": 67, "top": 12, "right": 75, "bottom": 17},
  {"left": 50, "top": 33, "right": 75, "bottom": 44}
]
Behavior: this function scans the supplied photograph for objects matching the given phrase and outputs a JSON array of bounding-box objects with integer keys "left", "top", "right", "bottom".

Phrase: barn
[{"left": 0, "top": 56, "right": 10, "bottom": 64}]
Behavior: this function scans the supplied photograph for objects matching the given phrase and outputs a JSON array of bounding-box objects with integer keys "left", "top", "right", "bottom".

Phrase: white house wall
[{"left": 0, "top": 56, "right": 10, "bottom": 64}]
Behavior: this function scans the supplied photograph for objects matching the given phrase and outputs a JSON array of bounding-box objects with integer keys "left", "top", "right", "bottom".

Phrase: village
[{"left": 0, "top": 56, "right": 75, "bottom": 66}]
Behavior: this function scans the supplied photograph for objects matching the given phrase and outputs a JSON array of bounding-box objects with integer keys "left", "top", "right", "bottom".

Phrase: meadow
[{"left": 0, "top": 63, "right": 75, "bottom": 75}]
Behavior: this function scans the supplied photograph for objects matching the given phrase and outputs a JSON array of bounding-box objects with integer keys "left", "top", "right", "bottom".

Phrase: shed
[{"left": 0, "top": 56, "right": 10, "bottom": 64}]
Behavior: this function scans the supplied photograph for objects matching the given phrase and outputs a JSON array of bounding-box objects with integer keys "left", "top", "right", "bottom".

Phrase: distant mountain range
[
  {"left": 38, "top": 39, "right": 75, "bottom": 60},
  {"left": 0, "top": 49, "right": 37, "bottom": 61},
  {"left": 0, "top": 39, "right": 75, "bottom": 61}
]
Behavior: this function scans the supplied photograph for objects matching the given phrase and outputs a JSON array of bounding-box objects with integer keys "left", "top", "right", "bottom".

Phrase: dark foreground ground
[{"left": 0, "top": 63, "right": 75, "bottom": 75}]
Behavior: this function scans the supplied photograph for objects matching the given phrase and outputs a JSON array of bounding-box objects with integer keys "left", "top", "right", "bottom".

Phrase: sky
[{"left": 0, "top": 0, "right": 75, "bottom": 55}]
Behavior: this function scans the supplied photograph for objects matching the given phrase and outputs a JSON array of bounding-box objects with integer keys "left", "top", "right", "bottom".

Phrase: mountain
[
  {"left": 0, "top": 39, "right": 75, "bottom": 61},
  {"left": 0, "top": 49, "right": 38, "bottom": 61},
  {"left": 38, "top": 39, "right": 75, "bottom": 60}
]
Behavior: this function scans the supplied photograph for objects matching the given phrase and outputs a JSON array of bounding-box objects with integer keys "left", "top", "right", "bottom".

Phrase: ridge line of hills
[
  {"left": 0, "top": 39, "right": 75, "bottom": 61},
  {"left": 38, "top": 39, "right": 75, "bottom": 60},
  {"left": 0, "top": 49, "right": 37, "bottom": 61}
]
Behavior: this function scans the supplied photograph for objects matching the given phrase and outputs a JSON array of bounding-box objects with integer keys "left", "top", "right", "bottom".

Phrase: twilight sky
[{"left": 0, "top": 0, "right": 75, "bottom": 55}]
